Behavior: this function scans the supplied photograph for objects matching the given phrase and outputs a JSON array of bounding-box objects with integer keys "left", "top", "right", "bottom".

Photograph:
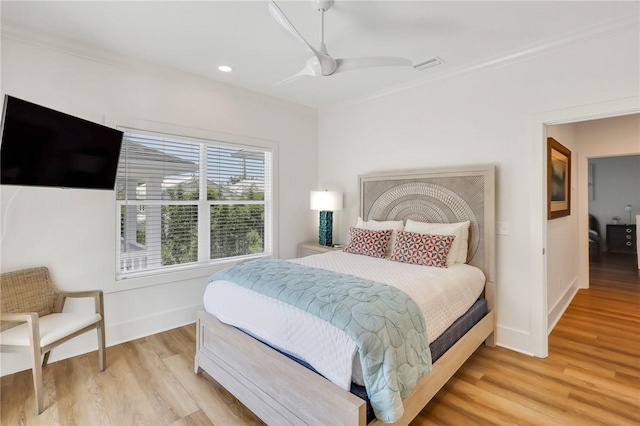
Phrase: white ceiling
[{"left": 1, "top": 1, "right": 637, "bottom": 109}]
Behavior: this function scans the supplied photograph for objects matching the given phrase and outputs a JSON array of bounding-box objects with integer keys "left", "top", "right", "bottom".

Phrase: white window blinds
[{"left": 116, "top": 130, "right": 272, "bottom": 278}]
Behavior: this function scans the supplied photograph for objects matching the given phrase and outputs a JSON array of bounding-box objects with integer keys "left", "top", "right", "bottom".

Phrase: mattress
[{"left": 203, "top": 251, "right": 485, "bottom": 389}]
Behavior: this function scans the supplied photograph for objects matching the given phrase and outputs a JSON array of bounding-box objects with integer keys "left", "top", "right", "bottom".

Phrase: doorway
[
  {"left": 531, "top": 102, "right": 640, "bottom": 359},
  {"left": 588, "top": 154, "right": 640, "bottom": 280},
  {"left": 544, "top": 114, "right": 640, "bottom": 355}
]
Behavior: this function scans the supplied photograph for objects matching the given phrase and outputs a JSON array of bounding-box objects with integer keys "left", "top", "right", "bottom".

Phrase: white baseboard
[
  {"left": 496, "top": 325, "right": 535, "bottom": 356},
  {"left": 0, "top": 303, "right": 203, "bottom": 377},
  {"left": 106, "top": 303, "right": 202, "bottom": 347},
  {"left": 2, "top": 303, "right": 555, "bottom": 376},
  {"left": 547, "top": 278, "right": 579, "bottom": 334}
]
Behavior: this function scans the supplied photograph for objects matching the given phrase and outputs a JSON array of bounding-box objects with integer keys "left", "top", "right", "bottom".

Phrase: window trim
[{"left": 105, "top": 116, "right": 279, "bottom": 293}]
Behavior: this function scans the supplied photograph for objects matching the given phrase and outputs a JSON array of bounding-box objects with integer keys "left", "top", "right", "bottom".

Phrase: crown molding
[
  {"left": 320, "top": 14, "right": 640, "bottom": 114},
  {"left": 3, "top": 12, "right": 637, "bottom": 116},
  {"left": 1, "top": 23, "right": 148, "bottom": 73},
  {"left": 0, "top": 23, "right": 317, "bottom": 114}
]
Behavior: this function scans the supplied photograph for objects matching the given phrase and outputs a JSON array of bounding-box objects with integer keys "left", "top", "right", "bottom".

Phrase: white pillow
[
  {"left": 355, "top": 217, "right": 404, "bottom": 256},
  {"left": 404, "top": 219, "right": 471, "bottom": 265}
]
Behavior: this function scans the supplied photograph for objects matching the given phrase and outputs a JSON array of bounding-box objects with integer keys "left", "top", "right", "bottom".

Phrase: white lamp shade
[{"left": 310, "top": 191, "right": 343, "bottom": 211}]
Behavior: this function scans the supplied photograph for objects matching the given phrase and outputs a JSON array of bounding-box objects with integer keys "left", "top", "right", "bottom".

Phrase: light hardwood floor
[{"left": 2, "top": 255, "right": 639, "bottom": 425}]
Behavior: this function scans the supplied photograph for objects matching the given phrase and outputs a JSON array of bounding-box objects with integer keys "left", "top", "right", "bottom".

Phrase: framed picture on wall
[{"left": 547, "top": 137, "right": 571, "bottom": 219}]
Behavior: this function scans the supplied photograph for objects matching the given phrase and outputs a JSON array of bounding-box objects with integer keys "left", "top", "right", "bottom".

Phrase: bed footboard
[
  {"left": 195, "top": 309, "right": 494, "bottom": 426},
  {"left": 195, "top": 310, "right": 366, "bottom": 426}
]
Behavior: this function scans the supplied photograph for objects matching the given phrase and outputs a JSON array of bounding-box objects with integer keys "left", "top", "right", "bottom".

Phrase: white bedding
[{"left": 203, "top": 251, "right": 485, "bottom": 390}]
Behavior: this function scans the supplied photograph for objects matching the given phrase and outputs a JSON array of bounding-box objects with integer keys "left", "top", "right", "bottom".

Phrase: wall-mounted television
[{"left": 1, "top": 95, "right": 123, "bottom": 190}]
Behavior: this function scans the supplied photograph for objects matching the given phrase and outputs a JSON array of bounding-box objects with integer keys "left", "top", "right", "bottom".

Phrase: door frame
[{"left": 529, "top": 96, "right": 639, "bottom": 358}]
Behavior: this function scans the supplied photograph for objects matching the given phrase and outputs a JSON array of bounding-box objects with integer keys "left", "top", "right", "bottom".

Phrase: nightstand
[
  {"left": 297, "top": 242, "right": 343, "bottom": 258},
  {"left": 606, "top": 224, "right": 637, "bottom": 254}
]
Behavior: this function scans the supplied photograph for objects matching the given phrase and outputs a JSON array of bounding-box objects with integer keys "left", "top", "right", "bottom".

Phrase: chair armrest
[
  {"left": 0, "top": 312, "right": 38, "bottom": 323},
  {"left": 58, "top": 290, "right": 103, "bottom": 299},
  {"left": 55, "top": 290, "right": 104, "bottom": 317},
  {"left": 0, "top": 312, "right": 40, "bottom": 348}
]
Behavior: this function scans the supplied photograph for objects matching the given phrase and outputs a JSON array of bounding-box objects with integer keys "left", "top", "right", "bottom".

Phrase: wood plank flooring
[
  {"left": 589, "top": 252, "right": 639, "bottom": 287},
  {"left": 415, "top": 253, "right": 640, "bottom": 425},
  {"left": 2, "top": 254, "right": 638, "bottom": 425}
]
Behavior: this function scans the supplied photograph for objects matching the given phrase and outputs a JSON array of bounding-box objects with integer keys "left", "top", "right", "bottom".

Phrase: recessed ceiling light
[{"left": 218, "top": 65, "right": 233, "bottom": 73}]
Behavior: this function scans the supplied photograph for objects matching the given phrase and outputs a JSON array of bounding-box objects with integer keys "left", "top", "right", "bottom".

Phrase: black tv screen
[{"left": 0, "top": 95, "right": 123, "bottom": 190}]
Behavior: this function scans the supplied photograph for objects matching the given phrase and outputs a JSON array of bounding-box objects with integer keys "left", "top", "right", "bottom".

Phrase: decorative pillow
[
  {"left": 404, "top": 220, "right": 470, "bottom": 265},
  {"left": 355, "top": 217, "right": 404, "bottom": 256},
  {"left": 389, "top": 231, "right": 455, "bottom": 267},
  {"left": 343, "top": 228, "right": 392, "bottom": 258}
]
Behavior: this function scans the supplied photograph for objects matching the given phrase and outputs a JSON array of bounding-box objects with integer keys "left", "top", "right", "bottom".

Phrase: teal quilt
[{"left": 208, "top": 258, "right": 432, "bottom": 422}]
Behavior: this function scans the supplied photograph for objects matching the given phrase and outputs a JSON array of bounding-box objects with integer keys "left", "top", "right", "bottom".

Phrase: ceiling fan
[{"left": 269, "top": 0, "right": 413, "bottom": 84}]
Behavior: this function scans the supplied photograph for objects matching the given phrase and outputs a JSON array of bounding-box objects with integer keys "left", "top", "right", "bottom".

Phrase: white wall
[
  {"left": 581, "top": 114, "right": 640, "bottom": 232},
  {"left": 0, "top": 35, "right": 318, "bottom": 375},
  {"left": 545, "top": 126, "right": 579, "bottom": 332},
  {"left": 318, "top": 25, "right": 639, "bottom": 356}
]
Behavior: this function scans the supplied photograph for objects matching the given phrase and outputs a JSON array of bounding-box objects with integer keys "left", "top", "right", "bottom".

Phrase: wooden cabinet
[
  {"left": 297, "top": 242, "right": 342, "bottom": 258},
  {"left": 606, "top": 224, "right": 637, "bottom": 254}
]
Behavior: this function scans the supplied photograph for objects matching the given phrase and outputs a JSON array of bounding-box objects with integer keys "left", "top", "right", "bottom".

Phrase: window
[{"left": 116, "top": 130, "right": 272, "bottom": 279}]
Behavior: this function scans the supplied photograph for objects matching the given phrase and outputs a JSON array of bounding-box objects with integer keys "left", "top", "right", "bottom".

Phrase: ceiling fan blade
[
  {"left": 269, "top": 1, "right": 321, "bottom": 58},
  {"left": 274, "top": 73, "right": 309, "bottom": 86},
  {"left": 273, "top": 61, "right": 317, "bottom": 86},
  {"left": 334, "top": 57, "right": 413, "bottom": 74}
]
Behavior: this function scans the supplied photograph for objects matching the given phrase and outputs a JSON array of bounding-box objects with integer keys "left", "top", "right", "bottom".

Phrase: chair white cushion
[{"left": 0, "top": 313, "right": 102, "bottom": 347}]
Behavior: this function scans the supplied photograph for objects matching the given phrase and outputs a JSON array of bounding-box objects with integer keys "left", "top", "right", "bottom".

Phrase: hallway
[{"left": 590, "top": 252, "right": 639, "bottom": 288}]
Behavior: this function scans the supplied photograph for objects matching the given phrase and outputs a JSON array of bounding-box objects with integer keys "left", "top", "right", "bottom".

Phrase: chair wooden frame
[{"left": 0, "top": 268, "right": 106, "bottom": 414}]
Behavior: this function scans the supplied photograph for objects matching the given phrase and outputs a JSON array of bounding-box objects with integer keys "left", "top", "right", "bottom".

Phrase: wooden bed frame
[{"left": 195, "top": 165, "right": 496, "bottom": 426}]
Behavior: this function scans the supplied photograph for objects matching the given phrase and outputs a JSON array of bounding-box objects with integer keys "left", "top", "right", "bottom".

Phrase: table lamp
[{"left": 310, "top": 190, "right": 343, "bottom": 246}]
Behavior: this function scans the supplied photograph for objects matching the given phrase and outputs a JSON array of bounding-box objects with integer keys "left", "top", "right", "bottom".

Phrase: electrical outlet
[{"left": 496, "top": 222, "right": 510, "bottom": 235}]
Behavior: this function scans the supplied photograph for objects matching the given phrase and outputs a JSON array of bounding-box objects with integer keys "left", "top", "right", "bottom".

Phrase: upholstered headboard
[{"left": 359, "top": 166, "right": 496, "bottom": 304}]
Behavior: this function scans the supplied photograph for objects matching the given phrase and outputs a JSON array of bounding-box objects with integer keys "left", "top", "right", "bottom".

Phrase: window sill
[{"left": 106, "top": 253, "right": 272, "bottom": 294}]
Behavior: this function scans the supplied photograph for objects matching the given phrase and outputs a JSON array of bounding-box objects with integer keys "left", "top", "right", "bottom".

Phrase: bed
[{"left": 195, "top": 165, "right": 496, "bottom": 425}]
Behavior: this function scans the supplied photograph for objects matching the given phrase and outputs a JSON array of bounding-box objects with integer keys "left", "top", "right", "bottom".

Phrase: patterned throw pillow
[
  {"left": 389, "top": 231, "right": 455, "bottom": 267},
  {"left": 343, "top": 228, "right": 392, "bottom": 258}
]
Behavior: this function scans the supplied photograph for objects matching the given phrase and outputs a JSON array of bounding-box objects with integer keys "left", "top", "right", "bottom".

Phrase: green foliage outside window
[{"left": 160, "top": 183, "right": 264, "bottom": 266}]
